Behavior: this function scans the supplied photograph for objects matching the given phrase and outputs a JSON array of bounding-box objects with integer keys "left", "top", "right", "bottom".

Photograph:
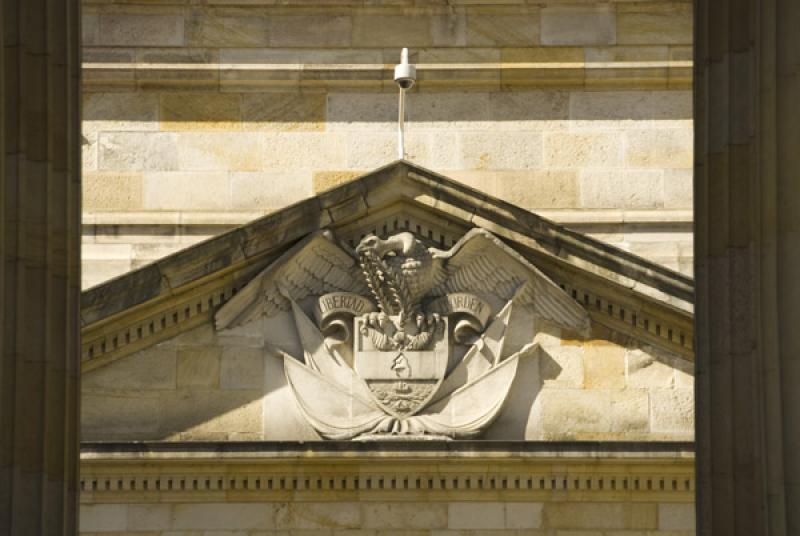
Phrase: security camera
[{"left": 394, "top": 48, "right": 416, "bottom": 90}]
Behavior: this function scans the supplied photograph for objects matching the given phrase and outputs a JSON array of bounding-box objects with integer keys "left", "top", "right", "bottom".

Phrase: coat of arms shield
[{"left": 354, "top": 316, "right": 449, "bottom": 418}]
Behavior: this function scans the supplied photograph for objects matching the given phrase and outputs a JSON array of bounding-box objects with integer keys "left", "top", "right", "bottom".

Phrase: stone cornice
[
  {"left": 80, "top": 441, "right": 695, "bottom": 502},
  {"left": 82, "top": 60, "right": 692, "bottom": 91}
]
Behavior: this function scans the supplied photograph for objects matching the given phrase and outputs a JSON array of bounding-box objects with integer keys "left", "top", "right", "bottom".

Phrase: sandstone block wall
[
  {"left": 81, "top": 320, "right": 693, "bottom": 442},
  {"left": 80, "top": 0, "right": 693, "bottom": 289},
  {"left": 79, "top": 499, "right": 695, "bottom": 535}
]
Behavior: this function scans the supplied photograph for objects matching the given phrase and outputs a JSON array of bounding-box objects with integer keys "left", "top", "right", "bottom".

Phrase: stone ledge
[
  {"left": 80, "top": 441, "right": 695, "bottom": 502},
  {"left": 82, "top": 60, "right": 692, "bottom": 90},
  {"left": 81, "top": 440, "right": 695, "bottom": 460}
]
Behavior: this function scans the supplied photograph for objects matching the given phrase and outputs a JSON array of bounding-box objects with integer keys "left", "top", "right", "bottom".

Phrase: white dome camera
[{"left": 394, "top": 48, "right": 416, "bottom": 90}]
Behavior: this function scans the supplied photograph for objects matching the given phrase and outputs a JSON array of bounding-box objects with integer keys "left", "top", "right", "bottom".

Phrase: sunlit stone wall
[{"left": 81, "top": 0, "right": 693, "bottom": 288}]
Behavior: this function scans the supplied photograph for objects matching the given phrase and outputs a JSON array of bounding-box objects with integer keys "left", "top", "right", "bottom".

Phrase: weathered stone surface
[
  {"left": 663, "top": 168, "right": 693, "bottom": 208},
  {"left": 617, "top": 11, "right": 692, "bottom": 45},
  {"left": 313, "top": 170, "right": 365, "bottom": 193},
  {"left": 230, "top": 171, "right": 312, "bottom": 210},
  {"left": 83, "top": 171, "right": 144, "bottom": 211},
  {"left": 84, "top": 346, "right": 177, "bottom": 391},
  {"left": 158, "top": 389, "right": 262, "bottom": 438},
  {"left": 127, "top": 504, "right": 171, "bottom": 532},
  {"left": 625, "top": 129, "right": 692, "bottom": 168},
  {"left": 543, "top": 502, "right": 657, "bottom": 530},
  {"left": 98, "top": 13, "right": 184, "bottom": 46},
  {"left": 276, "top": 501, "right": 360, "bottom": 530},
  {"left": 98, "top": 132, "right": 179, "bottom": 171},
  {"left": 84, "top": 92, "right": 160, "bottom": 131},
  {"left": 580, "top": 170, "right": 664, "bottom": 209},
  {"left": 79, "top": 504, "right": 128, "bottom": 532},
  {"left": 82, "top": 393, "right": 161, "bottom": 438},
  {"left": 352, "top": 14, "right": 432, "bottom": 47},
  {"left": 540, "top": 6, "right": 616, "bottom": 46},
  {"left": 544, "top": 132, "right": 623, "bottom": 168},
  {"left": 271, "top": 15, "right": 352, "bottom": 47},
  {"left": 177, "top": 346, "right": 222, "bottom": 388},
  {"left": 495, "top": 170, "right": 579, "bottom": 209},
  {"left": 448, "top": 502, "right": 505, "bottom": 530},
  {"left": 461, "top": 131, "right": 543, "bottom": 170},
  {"left": 466, "top": 10, "right": 539, "bottom": 46},
  {"left": 626, "top": 348, "right": 676, "bottom": 388},
  {"left": 221, "top": 347, "right": 265, "bottom": 390},
  {"left": 242, "top": 93, "right": 326, "bottom": 131},
  {"left": 569, "top": 90, "right": 691, "bottom": 121},
  {"left": 161, "top": 93, "right": 242, "bottom": 131},
  {"left": 185, "top": 12, "right": 269, "bottom": 47},
  {"left": 362, "top": 503, "right": 447, "bottom": 529},
  {"left": 143, "top": 171, "right": 231, "bottom": 210},
  {"left": 176, "top": 132, "right": 265, "bottom": 171},
  {"left": 658, "top": 503, "right": 695, "bottom": 530},
  {"left": 172, "top": 503, "right": 275, "bottom": 530},
  {"left": 583, "top": 342, "right": 626, "bottom": 389},
  {"left": 651, "top": 388, "right": 693, "bottom": 433}
]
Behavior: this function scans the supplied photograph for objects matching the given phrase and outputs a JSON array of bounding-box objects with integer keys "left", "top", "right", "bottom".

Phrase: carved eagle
[{"left": 215, "top": 228, "right": 589, "bottom": 335}]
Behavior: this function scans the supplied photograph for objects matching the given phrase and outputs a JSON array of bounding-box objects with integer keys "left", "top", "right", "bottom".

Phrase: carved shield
[{"left": 354, "top": 316, "right": 449, "bottom": 419}]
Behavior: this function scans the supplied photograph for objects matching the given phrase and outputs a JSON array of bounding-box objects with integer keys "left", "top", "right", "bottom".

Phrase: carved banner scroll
[
  {"left": 427, "top": 292, "right": 491, "bottom": 344},
  {"left": 314, "top": 292, "right": 376, "bottom": 345}
]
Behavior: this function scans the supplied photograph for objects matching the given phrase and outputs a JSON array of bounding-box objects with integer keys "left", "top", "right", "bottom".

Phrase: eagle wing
[
  {"left": 215, "top": 231, "right": 368, "bottom": 330},
  {"left": 431, "top": 228, "right": 589, "bottom": 333}
]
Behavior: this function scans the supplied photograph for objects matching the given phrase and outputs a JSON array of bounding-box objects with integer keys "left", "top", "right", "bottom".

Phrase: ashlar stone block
[
  {"left": 241, "top": 93, "right": 326, "bottom": 131},
  {"left": 185, "top": 12, "right": 269, "bottom": 47},
  {"left": 143, "top": 171, "right": 231, "bottom": 210},
  {"left": 466, "top": 10, "right": 539, "bottom": 47},
  {"left": 176, "top": 132, "right": 265, "bottom": 171},
  {"left": 98, "top": 13, "right": 184, "bottom": 46},
  {"left": 82, "top": 171, "right": 143, "bottom": 211},
  {"left": 544, "top": 132, "right": 623, "bottom": 169},
  {"left": 495, "top": 170, "right": 579, "bottom": 209},
  {"left": 230, "top": 171, "right": 312, "bottom": 210},
  {"left": 177, "top": 346, "right": 221, "bottom": 388},
  {"left": 460, "top": 131, "right": 543, "bottom": 170},
  {"left": 362, "top": 503, "right": 448, "bottom": 530},
  {"left": 540, "top": 6, "right": 615, "bottom": 46},
  {"left": 579, "top": 170, "right": 664, "bottom": 209},
  {"left": 617, "top": 11, "right": 692, "bottom": 45},
  {"left": 650, "top": 388, "right": 693, "bottom": 434},
  {"left": 171, "top": 503, "right": 276, "bottom": 530},
  {"left": 658, "top": 503, "right": 696, "bottom": 530},
  {"left": 275, "top": 501, "right": 361, "bottom": 530},
  {"left": 583, "top": 342, "right": 626, "bottom": 389},
  {"left": 161, "top": 93, "right": 242, "bottom": 131},
  {"left": 221, "top": 346, "right": 265, "bottom": 390},
  {"left": 98, "top": 132, "right": 179, "bottom": 172},
  {"left": 625, "top": 129, "right": 692, "bottom": 168}
]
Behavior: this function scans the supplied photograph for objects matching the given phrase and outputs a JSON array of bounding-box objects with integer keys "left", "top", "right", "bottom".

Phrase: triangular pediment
[{"left": 81, "top": 160, "right": 694, "bottom": 374}]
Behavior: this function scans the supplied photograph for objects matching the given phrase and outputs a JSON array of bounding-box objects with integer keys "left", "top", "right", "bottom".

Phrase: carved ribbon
[
  {"left": 427, "top": 293, "right": 492, "bottom": 344},
  {"left": 314, "top": 292, "right": 376, "bottom": 345}
]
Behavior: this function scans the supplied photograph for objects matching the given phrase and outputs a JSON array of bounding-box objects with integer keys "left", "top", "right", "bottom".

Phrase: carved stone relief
[{"left": 215, "top": 227, "right": 590, "bottom": 440}]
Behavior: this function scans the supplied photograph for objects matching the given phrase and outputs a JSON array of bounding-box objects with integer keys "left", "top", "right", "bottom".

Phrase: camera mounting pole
[{"left": 394, "top": 48, "right": 416, "bottom": 160}]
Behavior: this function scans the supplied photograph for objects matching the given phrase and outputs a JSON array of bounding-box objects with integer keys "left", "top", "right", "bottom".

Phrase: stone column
[
  {"left": 695, "top": 0, "right": 799, "bottom": 534},
  {"left": 0, "top": 0, "right": 81, "bottom": 534}
]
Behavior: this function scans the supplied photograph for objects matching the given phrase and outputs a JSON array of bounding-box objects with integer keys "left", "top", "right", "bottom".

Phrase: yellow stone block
[
  {"left": 82, "top": 171, "right": 143, "bottom": 211},
  {"left": 313, "top": 170, "right": 364, "bottom": 193},
  {"left": 617, "top": 11, "right": 693, "bottom": 45},
  {"left": 583, "top": 342, "right": 626, "bottom": 389},
  {"left": 177, "top": 346, "right": 221, "bottom": 388},
  {"left": 161, "top": 93, "right": 242, "bottom": 131},
  {"left": 496, "top": 170, "right": 580, "bottom": 209},
  {"left": 241, "top": 92, "right": 326, "bottom": 131}
]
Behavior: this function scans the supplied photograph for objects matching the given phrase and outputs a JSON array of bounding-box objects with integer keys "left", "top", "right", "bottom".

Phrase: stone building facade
[
  {"left": 7, "top": 1, "right": 800, "bottom": 536},
  {"left": 75, "top": 0, "right": 697, "bottom": 534},
  {"left": 81, "top": 0, "right": 693, "bottom": 288}
]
